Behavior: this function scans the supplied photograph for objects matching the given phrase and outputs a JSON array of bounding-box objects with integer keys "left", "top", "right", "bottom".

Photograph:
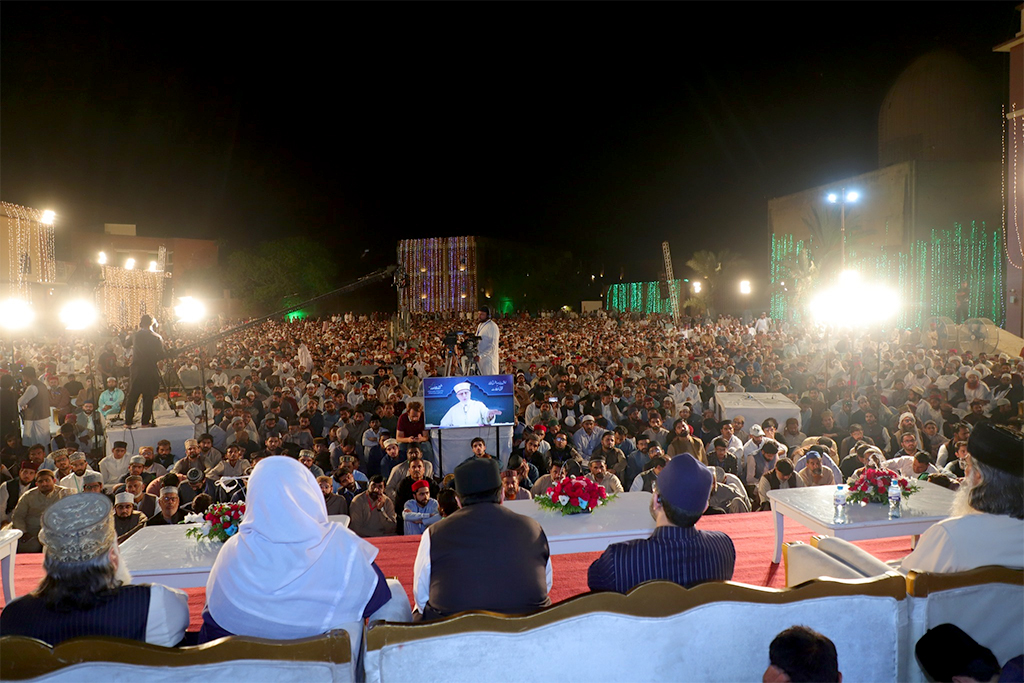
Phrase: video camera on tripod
[{"left": 443, "top": 331, "right": 482, "bottom": 376}]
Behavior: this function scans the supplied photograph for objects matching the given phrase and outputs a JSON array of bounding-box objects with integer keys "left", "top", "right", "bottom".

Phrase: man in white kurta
[
  {"left": 475, "top": 307, "right": 500, "bottom": 377},
  {"left": 439, "top": 382, "right": 500, "bottom": 428}
]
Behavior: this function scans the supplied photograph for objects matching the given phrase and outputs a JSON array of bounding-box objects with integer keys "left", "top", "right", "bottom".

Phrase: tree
[
  {"left": 801, "top": 204, "right": 870, "bottom": 273},
  {"left": 685, "top": 249, "right": 745, "bottom": 319},
  {"left": 225, "top": 237, "right": 338, "bottom": 315}
]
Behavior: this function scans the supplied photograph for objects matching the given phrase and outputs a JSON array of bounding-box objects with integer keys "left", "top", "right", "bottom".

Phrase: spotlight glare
[
  {"left": 125, "top": 258, "right": 135, "bottom": 270},
  {"left": 97, "top": 251, "right": 107, "bottom": 265},
  {"left": 739, "top": 280, "right": 752, "bottom": 295},
  {"left": 0, "top": 299, "right": 35, "bottom": 331},
  {"left": 40, "top": 210, "right": 55, "bottom": 225},
  {"left": 59, "top": 300, "right": 97, "bottom": 331},
  {"left": 827, "top": 193, "right": 838, "bottom": 203},
  {"left": 174, "top": 296, "right": 207, "bottom": 323},
  {"left": 846, "top": 191, "right": 860, "bottom": 202},
  {"left": 810, "top": 270, "right": 901, "bottom": 328},
  {"left": 148, "top": 261, "right": 158, "bottom": 272},
  {"left": 693, "top": 281, "right": 702, "bottom": 293}
]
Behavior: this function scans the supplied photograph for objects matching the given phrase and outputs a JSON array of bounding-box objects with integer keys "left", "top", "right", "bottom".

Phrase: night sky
[{"left": 2, "top": 3, "right": 1018, "bottom": 309}]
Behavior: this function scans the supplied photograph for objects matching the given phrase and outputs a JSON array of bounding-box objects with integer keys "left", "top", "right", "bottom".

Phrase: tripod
[{"left": 444, "top": 347, "right": 479, "bottom": 377}]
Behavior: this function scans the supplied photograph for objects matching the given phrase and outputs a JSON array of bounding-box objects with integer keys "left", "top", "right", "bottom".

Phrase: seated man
[
  {"left": 82, "top": 472, "right": 105, "bottom": 494},
  {"left": 125, "top": 474, "right": 158, "bottom": 518},
  {"left": 707, "top": 466, "right": 751, "bottom": 514},
  {"left": 756, "top": 457, "right": 802, "bottom": 511},
  {"left": 763, "top": 625, "right": 842, "bottom": 683},
  {"left": 413, "top": 458, "right": 551, "bottom": 620},
  {"left": 883, "top": 451, "right": 938, "bottom": 480},
  {"left": 384, "top": 444, "right": 433, "bottom": 500},
  {"left": 629, "top": 456, "right": 668, "bottom": 493},
  {"left": 501, "top": 469, "right": 532, "bottom": 500},
  {"left": 798, "top": 449, "right": 836, "bottom": 487},
  {"left": 146, "top": 483, "right": 187, "bottom": 526},
  {"left": 11, "top": 469, "right": 68, "bottom": 553},
  {"left": 113, "top": 491, "right": 148, "bottom": 541},
  {"left": 0, "top": 493, "right": 189, "bottom": 645},
  {"left": 403, "top": 480, "right": 442, "bottom": 535},
  {"left": 587, "top": 453, "right": 735, "bottom": 593},
  {"left": 901, "top": 423, "right": 1024, "bottom": 573},
  {"left": 349, "top": 475, "right": 397, "bottom": 537},
  {"left": 317, "top": 475, "right": 349, "bottom": 515},
  {"left": 586, "top": 454, "right": 624, "bottom": 494}
]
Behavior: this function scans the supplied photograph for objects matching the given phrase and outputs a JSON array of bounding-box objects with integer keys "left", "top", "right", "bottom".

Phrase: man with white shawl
[{"left": 199, "top": 456, "right": 410, "bottom": 648}]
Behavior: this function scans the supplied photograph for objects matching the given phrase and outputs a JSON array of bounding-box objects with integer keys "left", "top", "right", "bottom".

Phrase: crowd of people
[{"left": 1, "top": 308, "right": 1022, "bottom": 679}]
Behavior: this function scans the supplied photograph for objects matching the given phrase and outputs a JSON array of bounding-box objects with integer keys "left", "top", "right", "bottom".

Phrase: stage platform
[{"left": 0, "top": 511, "right": 911, "bottom": 629}]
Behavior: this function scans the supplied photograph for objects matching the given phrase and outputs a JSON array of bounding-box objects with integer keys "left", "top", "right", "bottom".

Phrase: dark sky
[{"left": 2, "top": 2, "right": 1018, "bottom": 303}]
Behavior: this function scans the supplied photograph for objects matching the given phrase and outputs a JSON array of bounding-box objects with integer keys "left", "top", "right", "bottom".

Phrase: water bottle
[
  {"left": 888, "top": 482, "right": 902, "bottom": 519},
  {"left": 833, "top": 485, "right": 847, "bottom": 524}
]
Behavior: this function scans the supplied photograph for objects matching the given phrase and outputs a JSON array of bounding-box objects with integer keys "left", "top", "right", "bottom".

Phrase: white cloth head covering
[{"left": 206, "top": 456, "right": 379, "bottom": 638}]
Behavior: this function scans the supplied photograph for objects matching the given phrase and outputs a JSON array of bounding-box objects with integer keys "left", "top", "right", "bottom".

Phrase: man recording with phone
[{"left": 475, "top": 306, "right": 500, "bottom": 376}]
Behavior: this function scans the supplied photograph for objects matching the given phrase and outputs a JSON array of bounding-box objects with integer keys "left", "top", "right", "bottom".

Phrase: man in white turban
[{"left": 439, "top": 381, "right": 502, "bottom": 428}]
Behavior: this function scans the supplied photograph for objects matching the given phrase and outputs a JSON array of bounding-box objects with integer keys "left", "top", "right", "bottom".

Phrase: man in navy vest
[
  {"left": 0, "top": 493, "right": 188, "bottom": 645},
  {"left": 413, "top": 458, "right": 551, "bottom": 620},
  {"left": 587, "top": 453, "right": 735, "bottom": 593}
]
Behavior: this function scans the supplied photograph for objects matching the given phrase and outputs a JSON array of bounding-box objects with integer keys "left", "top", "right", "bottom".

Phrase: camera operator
[
  {"left": 475, "top": 305, "right": 500, "bottom": 376},
  {"left": 122, "top": 314, "right": 166, "bottom": 428}
]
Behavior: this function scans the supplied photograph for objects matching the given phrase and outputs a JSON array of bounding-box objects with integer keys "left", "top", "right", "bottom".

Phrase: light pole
[{"left": 827, "top": 189, "right": 859, "bottom": 270}]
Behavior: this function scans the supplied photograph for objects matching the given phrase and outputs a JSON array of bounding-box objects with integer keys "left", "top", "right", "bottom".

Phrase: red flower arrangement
[
  {"left": 536, "top": 475, "right": 615, "bottom": 515},
  {"left": 183, "top": 502, "right": 246, "bottom": 542},
  {"left": 844, "top": 468, "right": 918, "bottom": 505}
]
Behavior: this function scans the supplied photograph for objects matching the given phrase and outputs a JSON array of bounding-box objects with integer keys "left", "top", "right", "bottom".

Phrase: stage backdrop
[{"left": 423, "top": 375, "right": 514, "bottom": 428}]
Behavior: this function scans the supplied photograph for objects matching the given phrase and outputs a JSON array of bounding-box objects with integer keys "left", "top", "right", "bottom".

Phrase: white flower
[
  {"left": 182, "top": 512, "right": 203, "bottom": 524},
  {"left": 558, "top": 495, "right": 570, "bottom": 506},
  {"left": 199, "top": 522, "right": 212, "bottom": 536}
]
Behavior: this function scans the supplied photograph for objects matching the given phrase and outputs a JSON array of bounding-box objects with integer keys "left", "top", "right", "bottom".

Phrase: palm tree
[
  {"left": 802, "top": 205, "right": 871, "bottom": 273},
  {"left": 685, "top": 249, "right": 744, "bottom": 319}
]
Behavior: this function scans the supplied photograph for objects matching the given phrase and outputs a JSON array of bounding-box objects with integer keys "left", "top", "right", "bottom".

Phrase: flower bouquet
[
  {"left": 535, "top": 475, "right": 614, "bottom": 515},
  {"left": 845, "top": 468, "right": 918, "bottom": 505},
  {"left": 183, "top": 502, "right": 246, "bottom": 542}
]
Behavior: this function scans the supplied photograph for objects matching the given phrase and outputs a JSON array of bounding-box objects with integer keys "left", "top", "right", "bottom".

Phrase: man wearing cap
[
  {"left": 117, "top": 455, "right": 154, "bottom": 490},
  {"left": 756, "top": 458, "right": 802, "bottom": 510},
  {"left": 962, "top": 369, "right": 992, "bottom": 411},
  {"left": 82, "top": 472, "right": 105, "bottom": 494},
  {"left": 991, "top": 397, "right": 1018, "bottom": 425},
  {"left": 572, "top": 414, "right": 606, "bottom": 458},
  {"left": 11, "top": 469, "right": 68, "bottom": 553},
  {"left": 124, "top": 475, "right": 158, "bottom": 518},
  {"left": 98, "top": 376, "right": 125, "bottom": 418},
  {"left": 403, "top": 480, "right": 442, "bottom": 535},
  {"left": 59, "top": 452, "right": 99, "bottom": 494},
  {"left": 114, "top": 491, "right": 148, "bottom": 541},
  {"left": 901, "top": 423, "right": 1024, "bottom": 573},
  {"left": 0, "top": 493, "right": 188, "bottom": 645},
  {"left": 385, "top": 444, "right": 433, "bottom": 501},
  {"left": 587, "top": 453, "right": 735, "bottom": 593},
  {"left": 98, "top": 438, "right": 131, "bottom": 487},
  {"left": 171, "top": 439, "right": 205, "bottom": 475},
  {"left": 439, "top": 381, "right": 501, "bottom": 428},
  {"left": 474, "top": 305, "right": 500, "bottom": 376},
  {"left": 586, "top": 454, "right": 625, "bottom": 494},
  {"left": 2, "top": 461, "right": 37, "bottom": 524},
  {"left": 179, "top": 468, "right": 216, "bottom": 508},
  {"left": 797, "top": 449, "right": 836, "bottom": 487},
  {"left": 147, "top": 484, "right": 187, "bottom": 526},
  {"left": 16, "top": 366, "right": 51, "bottom": 448},
  {"left": 413, "top": 458, "right": 551, "bottom": 620},
  {"left": 185, "top": 387, "right": 214, "bottom": 438}
]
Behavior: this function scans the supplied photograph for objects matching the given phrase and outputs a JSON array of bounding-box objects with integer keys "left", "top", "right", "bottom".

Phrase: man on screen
[{"left": 439, "top": 382, "right": 502, "bottom": 428}]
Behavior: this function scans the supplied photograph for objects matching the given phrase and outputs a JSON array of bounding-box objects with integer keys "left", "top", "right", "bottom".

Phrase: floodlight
[
  {"left": 148, "top": 261, "right": 158, "bottom": 272},
  {"left": 59, "top": 300, "right": 98, "bottom": 331},
  {"left": 809, "top": 270, "right": 900, "bottom": 328},
  {"left": 0, "top": 299, "right": 35, "bottom": 331},
  {"left": 40, "top": 210, "right": 55, "bottom": 225},
  {"left": 97, "top": 251, "right": 107, "bottom": 265},
  {"left": 125, "top": 258, "right": 135, "bottom": 270},
  {"left": 693, "top": 281, "right": 702, "bottom": 293},
  {"left": 739, "top": 280, "right": 752, "bottom": 295},
  {"left": 846, "top": 191, "right": 859, "bottom": 202},
  {"left": 827, "top": 193, "right": 838, "bottom": 203},
  {"left": 174, "top": 296, "right": 207, "bottom": 324}
]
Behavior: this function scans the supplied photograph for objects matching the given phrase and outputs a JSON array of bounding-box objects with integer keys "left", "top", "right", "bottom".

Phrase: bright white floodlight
[
  {"left": 827, "top": 193, "right": 838, "bottom": 203},
  {"left": 0, "top": 299, "right": 35, "bottom": 330},
  {"left": 59, "top": 300, "right": 98, "bottom": 331},
  {"left": 809, "top": 270, "right": 900, "bottom": 327},
  {"left": 40, "top": 210, "right": 55, "bottom": 225},
  {"left": 97, "top": 251, "right": 107, "bottom": 265},
  {"left": 739, "top": 280, "right": 752, "bottom": 295},
  {"left": 693, "top": 281, "right": 702, "bottom": 294},
  {"left": 174, "top": 296, "right": 207, "bottom": 323},
  {"left": 148, "top": 261, "right": 158, "bottom": 272},
  {"left": 846, "top": 191, "right": 859, "bottom": 202},
  {"left": 125, "top": 258, "right": 136, "bottom": 270}
]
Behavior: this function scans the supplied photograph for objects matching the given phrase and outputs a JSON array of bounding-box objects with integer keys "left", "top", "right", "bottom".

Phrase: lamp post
[{"left": 827, "top": 189, "right": 859, "bottom": 270}]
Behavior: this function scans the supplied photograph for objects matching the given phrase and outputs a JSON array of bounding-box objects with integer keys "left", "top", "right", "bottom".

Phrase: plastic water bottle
[
  {"left": 888, "top": 482, "right": 902, "bottom": 519},
  {"left": 833, "top": 485, "right": 847, "bottom": 524}
]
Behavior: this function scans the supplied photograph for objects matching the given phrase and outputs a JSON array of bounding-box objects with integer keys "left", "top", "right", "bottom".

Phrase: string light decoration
[
  {"left": 2, "top": 201, "right": 56, "bottom": 301},
  {"left": 1005, "top": 103, "right": 1023, "bottom": 270},
  {"left": 100, "top": 259, "right": 166, "bottom": 330},
  {"left": 605, "top": 280, "right": 682, "bottom": 314},
  {"left": 769, "top": 222, "right": 1006, "bottom": 328},
  {"left": 397, "top": 236, "right": 477, "bottom": 313}
]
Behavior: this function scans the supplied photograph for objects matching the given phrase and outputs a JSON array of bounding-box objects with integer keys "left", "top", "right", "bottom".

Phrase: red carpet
[{"left": 1, "top": 512, "right": 912, "bottom": 630}]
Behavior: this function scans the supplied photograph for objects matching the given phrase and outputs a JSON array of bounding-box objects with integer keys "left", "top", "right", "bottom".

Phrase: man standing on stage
[
  {"left": 123, "top": 314, "right": 165, "bottom": 428},
  {"left": 475, "top": 306, "right": 500, "bottom": 376},
  {"left": 17, "top": 366, "right": 51, "bottom": 448}
]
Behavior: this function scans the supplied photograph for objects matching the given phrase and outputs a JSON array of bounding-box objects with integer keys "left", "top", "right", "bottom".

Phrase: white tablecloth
[{"left": 715, "top": 392, "right": 800, "bottom": 427}]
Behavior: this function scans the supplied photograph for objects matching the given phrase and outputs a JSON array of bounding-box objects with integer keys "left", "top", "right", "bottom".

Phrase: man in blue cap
[{"left": 586, "top": 453, "right": 735, "bottom": 593}]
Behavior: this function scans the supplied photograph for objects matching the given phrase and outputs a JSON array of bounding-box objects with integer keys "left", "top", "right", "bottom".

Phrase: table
[
  {"left": 119, "top": 515, "right": 351, "bottom": 588},
  {"left": 0, "top": 528, "right": 23, "bottom": 603},
  {"left": 504, "top": 492, "right": 655, "bottom": 555},
  {"left": 715, "top": 392, "right": 801, "bottom": 428},
  {"left": 767, "top": 481, "right": 956, "bottom": 563},
  {"left": 104, "top": 409, "right": 196, "bottom": 458}
]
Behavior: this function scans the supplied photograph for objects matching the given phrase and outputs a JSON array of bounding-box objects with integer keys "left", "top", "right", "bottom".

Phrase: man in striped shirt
[{"left": 587, "top": 453, "right": 735, "bottom": 593}]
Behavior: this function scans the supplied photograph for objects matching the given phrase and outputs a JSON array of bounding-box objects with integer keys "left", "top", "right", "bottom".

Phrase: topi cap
[
  {"left": 114, "top": 492, "right": 135, "bottom": 505},
  {"left": 113, "top": 441, "right": 128, "bottom": 449},
  {"left": 656, "top": 453, "right": 713, "bottom": 516},
  {"left": 186, "top": 468, "right": 204, "bottom": 483},
  {"left": 967, "top": 423, "right": 1023, "bottom": 477},
  {"left": 129, "top": 455, "right": 146, "bottom": 465},
  {"left": 453, "top": 381, "right": 472, "bottom": 393},
  {"left": 453, "top": 457, "right": 502, "bottom": 498},
  {"left": 383, "top": 438, "right": 399, "bottom": 449},
  {"left": 580, "top": 414, "right": 595, "bottom": 423},
  {"left": 39, "top": 493, "right": 116, "bottom": 563},
  {"left": 159, "top": 486, "right": 179, "bottom": 497},
  {"left": 19, "top": 461, "right": 37, "bottom": 472},
  {"left": 50, "top": 448, "right": 70, "bottom": 461},
  {"left": 69, "top": 451, "right": 86, "bottom": 462},
  {"left": 83, "top": 472, "right": 104, "bottom": 486},
  {"left": 804, "top": 448, "right": 822, "bottom": 460},
  {"left": 411, "top": 479, "right": 430, "bottom": 492}
]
